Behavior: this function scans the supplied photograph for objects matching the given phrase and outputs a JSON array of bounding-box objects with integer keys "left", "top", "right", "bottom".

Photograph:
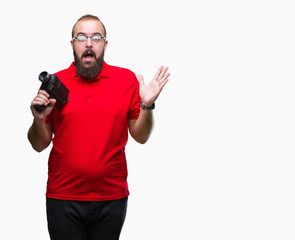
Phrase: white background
[{"left": 1, "top": 0, "right": 295, "bottom": 239}]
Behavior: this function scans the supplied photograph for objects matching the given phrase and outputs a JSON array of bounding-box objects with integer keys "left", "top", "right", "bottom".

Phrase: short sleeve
[{"left": 127, "top": 77, "right": 141, "bottom": 120}]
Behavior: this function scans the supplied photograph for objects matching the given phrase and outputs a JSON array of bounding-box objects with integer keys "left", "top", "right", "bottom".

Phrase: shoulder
[
  {"left": 106, "top": 64, "right": 137, "bottom": 80},
  {"left": 54, "top": 63, "right": 76, "bottom": 79},
  {"left": 104, "top": 63, "right": 139, "bottom": 88}
]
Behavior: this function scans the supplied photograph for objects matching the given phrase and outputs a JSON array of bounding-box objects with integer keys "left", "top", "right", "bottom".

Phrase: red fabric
[{"left": 45, "top": 62, "right": 140, "bottom": 201}]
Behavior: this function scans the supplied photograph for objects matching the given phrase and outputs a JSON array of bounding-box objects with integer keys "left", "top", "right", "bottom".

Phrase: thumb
[
  {"left": 49, "top": 98, "right": 56, "bottom": 107},
  {"left": 45, "top": 99, "right": 56, "bottom": 113},
  {"left": 138, "top": 74, "right": 145, "bottom": 86}
]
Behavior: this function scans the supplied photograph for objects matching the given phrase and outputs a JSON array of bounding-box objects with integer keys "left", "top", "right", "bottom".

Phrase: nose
[{"left": 86, "top": 37, "right": 93, "bottom": 47}]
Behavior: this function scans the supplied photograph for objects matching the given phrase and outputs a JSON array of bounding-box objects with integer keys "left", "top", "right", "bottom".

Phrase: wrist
[
  {"left": 140, "top": 102, "right": 155, "bottom": 110},
  {"left": 33, "top": 117, "right": 47, "bottom": 127}
]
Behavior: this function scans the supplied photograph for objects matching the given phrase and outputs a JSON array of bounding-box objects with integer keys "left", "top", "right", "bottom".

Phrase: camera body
[{"left": 34, "top": 71, "right": 70, "bottom": 112}]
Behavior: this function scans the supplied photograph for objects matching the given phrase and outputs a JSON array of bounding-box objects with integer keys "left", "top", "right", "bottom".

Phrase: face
[{"left": 71, "top": 19, "right": 108, "bottom": 80}]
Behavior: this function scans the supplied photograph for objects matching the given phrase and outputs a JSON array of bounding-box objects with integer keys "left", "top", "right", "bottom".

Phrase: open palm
[{"left": 138, "top": 66, "right": 170, "bottom": 106}]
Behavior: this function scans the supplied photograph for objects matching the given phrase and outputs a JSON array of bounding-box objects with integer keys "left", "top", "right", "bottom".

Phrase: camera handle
[{"left": 33, "top": 104, "right": 47, "bottom": 112}]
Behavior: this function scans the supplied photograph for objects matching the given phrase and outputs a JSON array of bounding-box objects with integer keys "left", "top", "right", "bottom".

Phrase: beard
[{"left": 74, "top": 49, "right": 104, "bottom": 81}]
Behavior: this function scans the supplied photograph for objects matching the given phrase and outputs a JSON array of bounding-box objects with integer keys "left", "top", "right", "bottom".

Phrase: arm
[
  {"left": 128, "top": 66, "right": 170, "bottom": 144},
  {"left": 27, "top": 90, "right": 56, "bottom": 152},
  {"left": 128, "top": 109, "right": 154, "bottom": 144}
]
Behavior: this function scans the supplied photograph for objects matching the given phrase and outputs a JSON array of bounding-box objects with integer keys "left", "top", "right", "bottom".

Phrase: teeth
[{"left": 84, "top": 52, "right": 94, "bottom": 57}]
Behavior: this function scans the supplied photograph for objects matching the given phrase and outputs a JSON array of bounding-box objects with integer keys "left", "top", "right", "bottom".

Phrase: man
[{"left": 28, "top": 14, "right": 169, "bottom": 240}]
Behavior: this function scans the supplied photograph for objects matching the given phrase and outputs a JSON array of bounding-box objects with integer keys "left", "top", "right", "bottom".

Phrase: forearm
[
  {"left": 129, "top": 109, "right": 154, "bottom": 144},
  {"left": 28, "top": 119, "right": 52, "bottom": 152}
]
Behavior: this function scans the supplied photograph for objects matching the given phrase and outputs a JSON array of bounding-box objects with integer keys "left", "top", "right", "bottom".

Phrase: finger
[
  {"left": 31, "top": 98, "right": 56, "bottom": 115},
  {"left": 34, "top": 90, "right": 50, "bottom": 103},
  {"left": 159, "top": 69, "right": 170, "bottom": 87},
  {"left": 32, "top": 97, "right": 47, "bottom": 106},
  {"left": 31, "top": 92, "right": 51, "bottom": 109},
  {"left": 159, "top": 78, "right": 169, "bottom": 90},
  {"left": 159, "top": 66, "right": 169, "bottom": 80},
  {"left": 160, "top": 71, "right": 170, "bottom": 82},
  {"left": 31, "top": 100, "right": 46, "bottom": 107},
  {"left": 155, "top": 66, "right": 169, "bottom": 82},
  {"left": 49, "top": 98, "right": 56, "bottom": 105},
  {"left": 157, "top": 70, "right": 170, "bottom": 87},
  {"left": 153, "top": 66, "right": 164, "bottom": 81},
  {"left": 38, "top": 90, "right": 50, "bottom": 98},
  {"left": 32, "top": 95, "right": 49, "bottom": 106},
  {"left": 47, "top": 99, "right": 56, "bottom": 109},
  {"left": 37, "top": 93, "right": 50, "bottom": 102}
]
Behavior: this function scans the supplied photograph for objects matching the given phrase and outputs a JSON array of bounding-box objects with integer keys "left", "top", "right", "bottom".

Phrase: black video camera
[{"left": 34, "top": 71, "right": 70, "bottom": 112}]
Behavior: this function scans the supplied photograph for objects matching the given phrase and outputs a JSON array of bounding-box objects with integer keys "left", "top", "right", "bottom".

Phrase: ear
[
  {"left": 71, "top": 39, "right": 74, "bottom": 49},
  {"left": 103, "top": 40, "right": 108, "bottom": 51}
]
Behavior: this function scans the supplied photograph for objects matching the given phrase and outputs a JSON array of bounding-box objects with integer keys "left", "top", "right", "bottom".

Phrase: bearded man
[{"left": 27, "top": 14, "right": 169, "bottom": 240}]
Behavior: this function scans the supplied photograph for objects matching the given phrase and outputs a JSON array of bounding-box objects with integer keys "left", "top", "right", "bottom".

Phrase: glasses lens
[
  {"left": 74, "top": 35, "right": 104, "bottom": 44},
  {"left": 91, "top": 35, "right": 103, "bottom": 42},
  {"left": 76, "top": 35, "right": 87, "bottom": 41}
]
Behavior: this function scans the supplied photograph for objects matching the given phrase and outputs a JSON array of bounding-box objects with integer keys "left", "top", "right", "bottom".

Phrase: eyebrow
[{"left": 76, "top": 32, "right": 103, "bottom": 36}]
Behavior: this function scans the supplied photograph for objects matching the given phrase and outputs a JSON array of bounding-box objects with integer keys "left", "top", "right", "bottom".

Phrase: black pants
[{"left": 46, "top": 197, "right": 128, "bottom": 240}]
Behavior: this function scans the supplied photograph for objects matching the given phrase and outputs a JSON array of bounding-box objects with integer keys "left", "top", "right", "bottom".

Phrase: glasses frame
[{"left": 72, "top": 34, "right": 106, "bottom": 43}]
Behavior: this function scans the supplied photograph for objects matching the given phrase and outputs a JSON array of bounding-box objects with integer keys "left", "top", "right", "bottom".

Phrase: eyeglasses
[{"left": 72, "top": 34, "right": 106, "bottom": 44}]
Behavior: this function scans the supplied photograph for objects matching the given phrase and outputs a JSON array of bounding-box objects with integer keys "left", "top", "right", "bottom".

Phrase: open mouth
[{"left": 82, "top": 50, "right": 96, "bottom": 62}]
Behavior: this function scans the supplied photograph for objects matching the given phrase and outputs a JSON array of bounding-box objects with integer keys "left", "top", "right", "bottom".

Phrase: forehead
[{"left": 73, "top": 19, "right": 105, "bottom": 35}]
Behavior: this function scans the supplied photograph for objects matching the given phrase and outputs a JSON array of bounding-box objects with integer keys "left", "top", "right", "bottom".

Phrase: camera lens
[{"left": 39, "top": 71, "right": 51, "bottom": 83}]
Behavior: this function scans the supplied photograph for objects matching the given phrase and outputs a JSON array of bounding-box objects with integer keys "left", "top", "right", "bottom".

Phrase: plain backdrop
[{"left": 1, "top": 0, "right": 295, "bottom": 239}]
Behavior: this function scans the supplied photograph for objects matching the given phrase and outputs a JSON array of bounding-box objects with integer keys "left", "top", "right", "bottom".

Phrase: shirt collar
[{"left": 69, "top": 61, "right": 110, "bottom": 81}]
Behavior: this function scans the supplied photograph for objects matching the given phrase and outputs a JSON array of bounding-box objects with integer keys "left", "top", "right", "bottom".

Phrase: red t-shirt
[{"left": 45, "top": 62, "right": 141, "bottom": 201}]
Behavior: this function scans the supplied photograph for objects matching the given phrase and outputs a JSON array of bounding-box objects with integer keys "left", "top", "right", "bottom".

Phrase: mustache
[{"left": 82, "top": 49, "right": 97, "bottom": 59}]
